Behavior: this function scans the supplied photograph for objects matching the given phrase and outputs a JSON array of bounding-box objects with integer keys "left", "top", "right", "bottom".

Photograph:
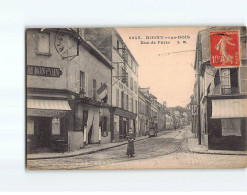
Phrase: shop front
[
  {"left": 71, "top": 97, "right": 111, "bottom": 151},
  {"left": 111, "top": 107, "right": 137, "bottom": 142},
  {"left": 26, "top": 98, "right": 72, "bottom": 153},
  {"left": 207, "top": 96, "right": 247, "bottom": 151}
]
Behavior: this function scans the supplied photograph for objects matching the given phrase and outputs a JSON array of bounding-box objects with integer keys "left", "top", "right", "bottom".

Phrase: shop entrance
[{"left": 35, "top": 117, "right": 52, "bottom": 148}]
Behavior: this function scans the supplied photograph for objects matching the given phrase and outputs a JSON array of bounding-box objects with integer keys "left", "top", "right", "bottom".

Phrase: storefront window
[
  {"left": 52, "top": 118, "right": 60, "bottom": 135},
  {"left": 27, "top": 118, "right": 34, "bottom": 135}
]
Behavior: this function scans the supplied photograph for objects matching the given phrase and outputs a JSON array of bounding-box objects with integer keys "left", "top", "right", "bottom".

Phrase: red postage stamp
[{"left": 210, "top": 30, "right": 240, "bottom": 68}]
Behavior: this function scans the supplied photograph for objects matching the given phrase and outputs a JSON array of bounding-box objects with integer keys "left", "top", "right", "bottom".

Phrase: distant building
[
  {"left": 149, "top": 94, "right": 158, "bottom": 131},
  {"left": 139, "top": 87, "right": 152, "bottom": 135},
  {"left": 138, "top": 89, "right": 147, "bottom": 136},
  {"left": 157, "top": 102, "right": 166, "bottom": 131}
]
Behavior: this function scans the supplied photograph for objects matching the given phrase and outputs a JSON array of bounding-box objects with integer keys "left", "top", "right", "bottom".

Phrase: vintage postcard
[{"left": 26, "top": 26, "right": 247, "bottom": 170}]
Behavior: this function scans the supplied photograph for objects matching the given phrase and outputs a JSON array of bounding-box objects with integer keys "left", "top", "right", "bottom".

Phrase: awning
[
  {"left": 211, "top": 99, "right": 247, "bottom": 119},
  {"left": 112, "top": 107, "right": 137, "bottom": 119},
  {"left": 27, "top": 99, "right": 71, "bottom": 117}
]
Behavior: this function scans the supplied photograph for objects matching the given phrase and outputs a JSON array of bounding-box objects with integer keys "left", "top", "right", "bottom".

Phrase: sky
[{"left": 117, "top": 27, "right": 206, "bottom": 107}]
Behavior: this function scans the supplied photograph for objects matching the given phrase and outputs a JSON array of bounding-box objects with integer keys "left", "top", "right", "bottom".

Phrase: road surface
[{"left": 27, "top": 126, "right": 247, "bottom": 170}]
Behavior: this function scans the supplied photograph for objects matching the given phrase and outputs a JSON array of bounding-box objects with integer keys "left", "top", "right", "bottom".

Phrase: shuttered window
[
  {"left": 240, "top": 66, "right": 247, "bottom": 93},
  {"left": 93, "top": 79, "right": 97, "bottom": 100},
  {"left": 116, "top": 89, "right": 119, "bottom": 107},
  {"left": 80, "top": 71, "right": 88, "bottom": 96},
  {"left": 37, "top": 32, "right": 50, "bottom": 54}
]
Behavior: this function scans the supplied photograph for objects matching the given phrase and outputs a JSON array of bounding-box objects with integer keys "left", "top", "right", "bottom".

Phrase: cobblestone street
[{"left": 27, "top": 126, "right": 247, "bottom": 170}]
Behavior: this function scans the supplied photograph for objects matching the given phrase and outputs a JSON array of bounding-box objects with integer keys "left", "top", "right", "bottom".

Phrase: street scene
[{"left": 26, "top": 27, "right": 247, "bottom": 170}]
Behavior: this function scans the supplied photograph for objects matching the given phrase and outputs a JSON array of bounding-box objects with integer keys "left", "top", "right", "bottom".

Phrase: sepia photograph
[
  {"left": 26, "top": 26, "right": 247, "bottom": 170},
  {"left": 2, "top": 0, "right": 247, "bottom": 193}
]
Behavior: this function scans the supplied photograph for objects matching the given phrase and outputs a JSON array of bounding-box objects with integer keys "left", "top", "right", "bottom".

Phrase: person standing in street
[{"left": 126, "top": 129, "right": 135, "bottom": 157}]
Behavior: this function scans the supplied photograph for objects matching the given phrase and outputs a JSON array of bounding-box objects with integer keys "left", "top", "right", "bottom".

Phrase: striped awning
[
  {"left": 27, "top": 99, "right": 71, "bottom": 110},
  {"left": 212, "top": 99, "right": 247, "bottom": 119}
]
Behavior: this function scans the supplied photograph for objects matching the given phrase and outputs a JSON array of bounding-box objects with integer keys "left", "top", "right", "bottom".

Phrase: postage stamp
[{"left": 210, "top": 30, "right": 240, "bottom": 68}]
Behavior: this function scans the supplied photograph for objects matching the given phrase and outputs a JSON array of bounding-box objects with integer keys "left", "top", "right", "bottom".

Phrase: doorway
[{"left": 35, "top": 117, "right": 52, "bottom": 148}]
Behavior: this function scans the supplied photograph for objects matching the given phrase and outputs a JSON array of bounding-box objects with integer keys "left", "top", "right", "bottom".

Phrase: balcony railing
[{"left": 221, "top": 87, "right": 239, "bottom": 95}]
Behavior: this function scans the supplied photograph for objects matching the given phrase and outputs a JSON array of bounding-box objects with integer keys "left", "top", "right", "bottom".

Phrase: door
[
  {"left": 36, "top": 117, "right": 52, "bottom": 148},
  {"left": 123, "top": 120, "right": 127, "bottom": 139}
]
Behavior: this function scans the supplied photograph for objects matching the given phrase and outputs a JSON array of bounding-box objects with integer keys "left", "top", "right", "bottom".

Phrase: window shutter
[
  {"left": 37, "top": 32, "right": 50, "bottom": 54},
  {"left": 85, "top": 73, "right": 88, "bottom": 96},
  {"left": 75, "top": 68, "right": 80, "bottom": 93},
  {"left": 240, "top": 67, "right": 247, "bottom": 93}
]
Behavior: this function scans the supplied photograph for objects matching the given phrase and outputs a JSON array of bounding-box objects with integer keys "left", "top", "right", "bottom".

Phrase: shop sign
[
  {"left": 27, "top": 65, "right": 62, "bottom": 78},
  {"left": 119, "top": 82, "right": 134, "bottom": 96}
]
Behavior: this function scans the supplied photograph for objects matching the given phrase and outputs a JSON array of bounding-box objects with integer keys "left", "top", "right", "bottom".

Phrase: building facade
[
  {"left": 157, "top": 102, "right": 166, "bottom": 131},
  {"left": 139, "top": 87, "right": 152, "bottom": 135},
  {"left": 149, "top": 94, "right": 158, "bottom": 131},
  {"left": 26, "top": 28, "right": 112, "bottom": 153},
  {"left": 193, "top": 26, "right": 247, "bottom": 151},
  {"left": 84, "top": 28, "right": 139, "bottom": 141},
  {"left": 138, "top": 89, "right": 147, "bottom": 136}
]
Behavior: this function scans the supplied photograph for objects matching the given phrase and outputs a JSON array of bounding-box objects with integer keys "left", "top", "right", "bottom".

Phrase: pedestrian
[{"left": 126, "top": 129, "right": 135, "bottom": 157}]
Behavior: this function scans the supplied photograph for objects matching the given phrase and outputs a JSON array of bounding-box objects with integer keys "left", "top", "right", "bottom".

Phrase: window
[
  {"left": 121, "top": 91, "right": 124, "bottom": 109},
  {"left": 117, "top": 63, "right": 119, "bottom": 76},
  {"left": 128, "top": 54, "right": 131, "bottom": 66},
  {"left": 122, "top": 68, "right": 127, "bottom": 84},
  {"left": 130, "top": 77, "right": 133, "bottom": 91},
  {"left": 80, "top": 71, "right": 85, "bottom": 94},
  {"left": 116, "top": 39, "right": 122, "bottom": 56},
  {"left": 134, "top": 81, "right": 137, "bottom": 93},
  {"left": 93, "top": 79, "right": 97, "bottom": 100},
  {"left": 116, "top": 89, "right": 119, "bottom": 107},
  {"left": 37, "top": 32, "right": 50, "bottom": 54},
  {"left": 126, "top": 95, "right": 129, "bottom": 111},
  {"left": 220, "top": 68, "right": 239, "bottom": 95},
  {"left": 117, "top": 40, "right": 119, "bottom": 52},
  {"left": 131, "top": 98, "right": 134, "bottom": 113},
  {"left": 133, "top": 64, "right": 136, "bottom": 73},
  {"left": 240, "top": 66, "right": 247, "bottom": 93}
]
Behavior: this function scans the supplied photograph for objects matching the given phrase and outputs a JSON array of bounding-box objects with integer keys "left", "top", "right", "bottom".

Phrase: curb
[
  {"left": 187, "top": 139, "right": 247, "bottom": 156},
  {"left": 188, "top": 148, "right": 247, "bottom": 156},
  {"left": 27, "top": 136, "right": 149, "bottom": 160}
]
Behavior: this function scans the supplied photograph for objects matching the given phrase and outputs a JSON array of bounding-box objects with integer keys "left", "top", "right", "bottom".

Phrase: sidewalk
[
  {"left": 27, "top": 134, "right": 150, "bottom": 160},
  {"left": 188, "top": 132, "right": 247, "bottom": 156}
]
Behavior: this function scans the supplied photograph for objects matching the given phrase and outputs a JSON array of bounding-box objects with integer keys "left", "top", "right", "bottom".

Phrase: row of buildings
[
  {"left": 191, "top": 26, "right": 247, "bottom": 151},
  {"left": 26, "top": 28, "right": 188, "bottom": 153}
]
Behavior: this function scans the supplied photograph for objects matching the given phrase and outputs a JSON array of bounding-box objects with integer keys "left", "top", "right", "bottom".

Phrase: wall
[
  {"left": 101, "top": 132, "right": 111, "bottom": 144},
  {"left": 68, "top": 131, "right": 84, "bottom": 152},
  {"left": 26, "top": 30, "right": 71, "bottom": 91},
  {"left": 27, "top": 29, "right": 112, "bottom": 102}
]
